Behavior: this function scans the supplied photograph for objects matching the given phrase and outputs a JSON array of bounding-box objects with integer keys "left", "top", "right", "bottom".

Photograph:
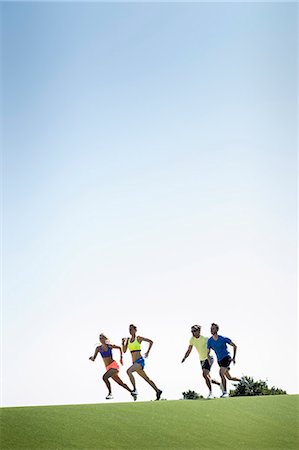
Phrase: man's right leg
[{"left": 202, "top": 369, "right": 212, "bottom": 391}]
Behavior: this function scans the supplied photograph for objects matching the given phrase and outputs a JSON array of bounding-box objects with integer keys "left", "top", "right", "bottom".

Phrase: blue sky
[{"left": 2, "top": 2, "right": 297, "bottom": 406}]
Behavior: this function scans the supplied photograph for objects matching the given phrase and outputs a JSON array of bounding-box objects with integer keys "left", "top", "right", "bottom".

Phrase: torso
[
  {"left": 128, "top": 336, "right": 142, "bottom": 363},
  {"left": 190, "top": 335, "right": 208, "bottom": 361},
  {"left": 99, "top": 344, "right": 114, "bottom": 367},
  {"left": 208, "top": 335, "right": 230, "bottom": 361}
]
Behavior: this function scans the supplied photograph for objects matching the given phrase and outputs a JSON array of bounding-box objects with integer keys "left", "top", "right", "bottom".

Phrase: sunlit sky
[{"left": 1, "top": 1, "right": 297, "bottom": 407}]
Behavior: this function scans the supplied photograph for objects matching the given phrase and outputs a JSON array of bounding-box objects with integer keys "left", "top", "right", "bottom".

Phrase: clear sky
[{"left": 1, "top": 2, "right": 297, "bottom": 406}]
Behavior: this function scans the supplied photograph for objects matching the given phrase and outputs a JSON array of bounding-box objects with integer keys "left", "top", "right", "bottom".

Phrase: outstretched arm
[
  {"left": 139, "top": 336, "right": 153, "bottom": 358},
  {"left": 228, "top": 341, "right": 237, "bottom": 363},
  {"left": 89, "top": 346, "right": 100, "bottom": 361},
  {"left": 111, "top": 344, "right": 123, "bottom": 365},
  {"left": 181, "top": 345, "right": 193, "bottom": 363}
]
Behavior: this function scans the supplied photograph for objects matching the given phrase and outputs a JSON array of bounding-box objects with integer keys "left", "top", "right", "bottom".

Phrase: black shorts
[
  {"left": 218, "top": 356, "right": 231, "bottom": 368},
  {"left": 201, "top": 358, "right": 213, "bottom": 371}
]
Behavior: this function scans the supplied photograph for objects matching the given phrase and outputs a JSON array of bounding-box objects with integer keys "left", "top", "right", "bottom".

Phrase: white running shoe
[
  {"left": 220, "top": 392, "right": 229, "bottom": 398},
  {"left": 207, "top": 392, "right": 214, "bottom": 399},
  {"left": 131, "top": 389, "right": 138, "bottom": 395},
  {"left": 105, "top": 394, "right": 113, "bottom": 400}
]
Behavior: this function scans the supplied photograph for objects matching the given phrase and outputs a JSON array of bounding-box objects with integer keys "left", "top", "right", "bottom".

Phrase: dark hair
[
  {"left": 191, "top": 325, "right": 201, "bottom": 332},
  {"left": 211, "top": 323, "right": 219, "bottom": 331},
  {"left": 129, "top": 324, "right": 137, "bottom": 331}
]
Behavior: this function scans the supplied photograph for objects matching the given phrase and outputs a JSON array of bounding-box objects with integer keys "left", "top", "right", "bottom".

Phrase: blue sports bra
[{"left": 99, "top": 345, "right": 112, "bottom": 358}]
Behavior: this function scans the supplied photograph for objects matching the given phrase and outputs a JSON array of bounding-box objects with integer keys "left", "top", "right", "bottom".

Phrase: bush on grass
[{"left": 230, "top": 376, "right": 287, "bottom": 397}]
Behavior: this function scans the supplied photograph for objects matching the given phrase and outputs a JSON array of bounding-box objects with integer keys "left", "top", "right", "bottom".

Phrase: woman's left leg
[{"left": 137, "top": 369, "right": 162, "bottom": 399}]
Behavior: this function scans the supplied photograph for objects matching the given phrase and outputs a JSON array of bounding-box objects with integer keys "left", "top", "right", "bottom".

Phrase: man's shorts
[
  {"left": 135, "top": 356, "right": 145, "bottom": 369},
  {"left": 201, "top": 357, "right": 213, "bottom": 371},
  {"left": 105, "top": 360, "right": 119, "bottom": 372},
  {"left": 218, "top": 356, "right": 231, "bottom": 368}
]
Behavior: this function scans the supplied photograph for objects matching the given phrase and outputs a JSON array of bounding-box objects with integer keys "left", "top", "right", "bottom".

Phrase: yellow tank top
[{"left": 128, "top": 337, "right": 141, "bottom": 351}]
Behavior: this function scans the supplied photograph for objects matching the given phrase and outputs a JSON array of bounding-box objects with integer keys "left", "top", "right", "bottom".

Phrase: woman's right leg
[
  {"left": 103, "top": 368, "right": 118, "bottom": 394},
  {"left": 127, "top": 362, "right": 142, "bottom": 391}
]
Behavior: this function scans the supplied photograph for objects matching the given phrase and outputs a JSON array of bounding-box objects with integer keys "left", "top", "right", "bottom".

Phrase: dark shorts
[
  {"left": 201, "top": 357, "right": 213, "bottom": 371},
  {"left": 218, "top": 356, "right": 231, "bottom": 368}
]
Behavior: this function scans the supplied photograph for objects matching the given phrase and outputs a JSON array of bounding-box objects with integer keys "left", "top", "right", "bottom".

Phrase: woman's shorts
[
  {"left": 134, "top": 356, "right": 145, "bottom": 369},
  {"left": 105, "top": 361, "right": 119, "bottom": 372}
]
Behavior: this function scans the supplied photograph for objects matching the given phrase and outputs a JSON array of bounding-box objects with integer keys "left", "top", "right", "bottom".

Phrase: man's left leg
[
  {"left": 225, "top": 371, "right": 241, "bottom": 382},
  {"left": 219, "top": 367, "right": 228, "bottom": 397}
]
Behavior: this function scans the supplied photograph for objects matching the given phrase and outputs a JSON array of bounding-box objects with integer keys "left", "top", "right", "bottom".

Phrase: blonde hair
[{"left": 99, "top": 333, "right": 110, "bottom": 345}]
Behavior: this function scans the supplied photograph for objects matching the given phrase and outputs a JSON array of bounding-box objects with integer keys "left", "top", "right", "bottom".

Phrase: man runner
[
  {"left": 207, "top": 323, "right": 244, "bottom": 398},
  {"left": 181, "top": 324, "right": 221, "bottom": 399}
]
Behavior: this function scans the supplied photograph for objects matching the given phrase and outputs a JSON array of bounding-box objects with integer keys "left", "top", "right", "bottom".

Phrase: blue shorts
[{"left": 135, "top": 357, "right": 145, "bottom": 369}]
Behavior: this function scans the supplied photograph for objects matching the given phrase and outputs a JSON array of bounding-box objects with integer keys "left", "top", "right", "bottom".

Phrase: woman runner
[
  {"left": 122, "top": 324, "right": 162, "bottom": 401},
  {"left": 89, "top": 333, "right": 137, "bottom": 400}
]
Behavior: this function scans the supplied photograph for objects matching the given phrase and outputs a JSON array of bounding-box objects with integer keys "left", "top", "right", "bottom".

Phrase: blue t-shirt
[{"left": 207, "top": 335, "right": 232, "bottom": 361}]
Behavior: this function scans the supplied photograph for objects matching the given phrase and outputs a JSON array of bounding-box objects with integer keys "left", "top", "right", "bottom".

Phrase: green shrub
[
  {"left": 230, "top": 376, "right": 287, "bottom": 397},
  {"left": 182, "top": 390, "right": 203, "bottom": 400}
]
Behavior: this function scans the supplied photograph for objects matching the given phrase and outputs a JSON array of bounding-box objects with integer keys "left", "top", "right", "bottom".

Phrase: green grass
[{"left": 1, "top": 395, "right": 298, "bottom": 449}]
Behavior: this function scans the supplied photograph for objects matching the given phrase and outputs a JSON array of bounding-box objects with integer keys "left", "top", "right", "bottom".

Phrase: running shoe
[
  {"left": 156, "top": 389, "right": 163, "bottom": 401},
  {"left": 105, "top": 394, "right": 113, "bottom": 400},
  {"left": 220, "top": 392, "right": 229, "bottom": 398},
  {"left": 131, "top": 392, "right": 137, "bottom": 401}
]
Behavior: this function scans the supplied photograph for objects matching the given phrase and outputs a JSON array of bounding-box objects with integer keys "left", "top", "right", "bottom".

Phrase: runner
[
  {"left": 207, "top": 323, "right": 244, "bottom": 398},
  {"left": 182, "top": 324, "right": 221, "bottom": 399},
  {"left": 122, "top": 324, "right": 162, "bottom": 401},
  {"left": 89, "top": 333, "right": 137, "bottom": 400}
]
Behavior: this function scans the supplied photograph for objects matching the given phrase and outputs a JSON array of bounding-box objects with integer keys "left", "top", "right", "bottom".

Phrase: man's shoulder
[
  {"left": 189, "top": 336, "right": 195, "bottom": 344},
  {"left": 219, "top": 335, "right": 231, "bottom": 342}
]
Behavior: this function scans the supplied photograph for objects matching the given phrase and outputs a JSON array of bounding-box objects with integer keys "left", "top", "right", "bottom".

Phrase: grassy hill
[{"left": 1, "top": 395, "right": 298, "bottom": 449}]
